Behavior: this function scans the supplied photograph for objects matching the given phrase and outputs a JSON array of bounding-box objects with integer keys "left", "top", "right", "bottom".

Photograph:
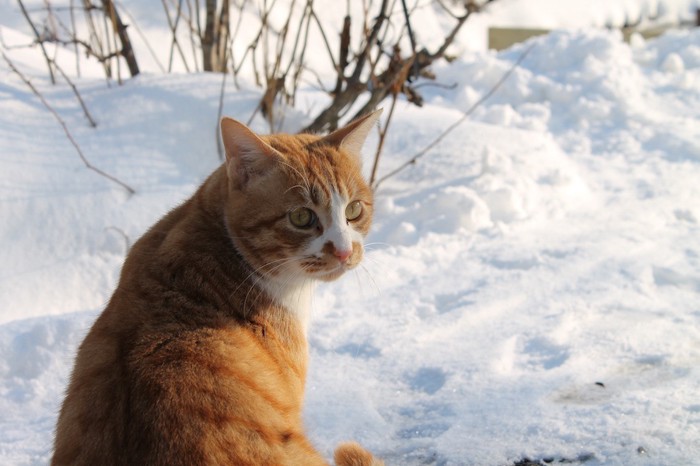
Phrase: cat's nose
[{"left": 334, "top": 248, "right": 352, "bottom": 263}]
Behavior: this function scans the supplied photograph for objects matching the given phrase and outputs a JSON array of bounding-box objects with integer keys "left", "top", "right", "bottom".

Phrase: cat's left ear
[{"left": 321, "top": 108, "right": 383, "bottom": 162}]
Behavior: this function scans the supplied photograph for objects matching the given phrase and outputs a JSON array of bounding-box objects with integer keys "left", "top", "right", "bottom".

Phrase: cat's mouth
[
  {"left": 303, "top": 261, "right": 352, "bottom": 282},
  {"left": 320, "top": 264, "right": 348, "bottom": 281}
]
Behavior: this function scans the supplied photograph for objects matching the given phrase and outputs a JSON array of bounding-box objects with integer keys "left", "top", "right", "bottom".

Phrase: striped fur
[{"left": 52, "top": 111, "right": 384, "bottom": 466}]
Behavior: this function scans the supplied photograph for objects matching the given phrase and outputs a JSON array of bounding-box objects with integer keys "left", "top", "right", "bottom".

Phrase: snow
[{"left": 2, "top": 1, "right": 700, "bottom": 465}]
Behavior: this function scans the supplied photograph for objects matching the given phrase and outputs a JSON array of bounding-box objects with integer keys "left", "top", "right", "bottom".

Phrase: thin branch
[
  {"left": 161, "top": 0, "right": 191, "bottom": 72},
  {"left": 308, "top": 7, "right": 338, "bottom": 71},
  {"left": 400, "top": 0, "right": 416, "bottom": 54},
  {"left": 350, "top": 0, "right": 390, "bottom": 83},
  {"left": 227, "top": 0, "right": 248, "bottom": 85},
  {"left": 185, "top": 0, "right": 199, "bottom": 71},
  {"left": 369, "top": 89, "right": 397, "bottom": 187},
  {"left": 100, "top": 0, "right": 115, "bottom": 79},
  {"left": 16, "top": 0, "right": 56, "bottom": 83},
  {"left": 331, "top": 13, "right": 350, "bottom": 98},
  {"left": 287, "top": 0, "right": 314, "bottom": 106},
  {"left": 216, "top": 39, "right": 235, "bottom": 160},
  {"left": 372, "top": 42, "right": 535, "bottom": 190},
  {"left": 215, "top": 0, "right": 231, "bottom": 72},
  {"left": 2, "top": 52, "right": 135, "bottom": 195},
  {"left": 104, "top": 226, "right": 131, "bottom": 252},
  {"left": 53, "top": 60, "right": 98, "bottom": 127},
  {"left": 216, "top": 70, "right": 228, "bottom": 161},
  {"left": 69, "top": 0, "right": 80, "bottom": 76},
  {"left": 115, "top": 0, "right": 166, "bottom": 72},
  {"left": 81, "top": 0, "right": 109, "bottom": 80}
]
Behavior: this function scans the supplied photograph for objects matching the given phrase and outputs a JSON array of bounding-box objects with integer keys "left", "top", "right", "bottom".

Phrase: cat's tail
[{"left": 334, "top": 442, "right": 385, "bottom": 466}]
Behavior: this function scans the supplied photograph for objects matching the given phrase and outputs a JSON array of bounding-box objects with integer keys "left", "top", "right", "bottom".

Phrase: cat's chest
[{"left": 258, "top": 279, "right": 315, "bottom": 333}]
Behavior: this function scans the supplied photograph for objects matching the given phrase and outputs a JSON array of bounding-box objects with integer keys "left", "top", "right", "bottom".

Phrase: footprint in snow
[
  {"left": 406, "top": 367, "right": 448, "bottom": 395},
  {"left": 521, "top": 337, "right": 570, "bottom": 371}
]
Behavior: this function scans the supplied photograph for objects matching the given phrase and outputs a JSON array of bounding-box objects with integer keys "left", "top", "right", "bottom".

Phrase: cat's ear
[
  {"left": 321, "top": 108, "right": 383, "bottom": 162},
  {"left": 220, "top": 117, "right": 278, "bottom": 186}
]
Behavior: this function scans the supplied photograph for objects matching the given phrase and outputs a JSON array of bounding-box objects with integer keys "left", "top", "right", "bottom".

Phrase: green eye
[
  {"left": 345, "top": 201, "right": 363, "bottom": 221},
  {"left": 289, "top": 207, "right": 317, "bottom": 229}
]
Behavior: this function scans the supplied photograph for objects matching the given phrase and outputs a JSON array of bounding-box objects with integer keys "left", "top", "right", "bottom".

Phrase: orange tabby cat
[{"left": 52, "top": 110, "right": 384, "bottom": 466}]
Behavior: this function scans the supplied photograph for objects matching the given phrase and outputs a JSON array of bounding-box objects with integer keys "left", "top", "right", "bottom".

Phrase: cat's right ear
[{"left": 220, "top": 117, "right": 278, "bottom": 187}]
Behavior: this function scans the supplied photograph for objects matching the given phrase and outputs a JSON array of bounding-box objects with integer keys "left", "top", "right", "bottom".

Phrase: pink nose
[{"left": 334, "top": 248, "right": 352, "bottom": 263}]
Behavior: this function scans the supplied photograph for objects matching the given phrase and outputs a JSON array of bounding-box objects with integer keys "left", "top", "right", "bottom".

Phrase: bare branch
[
  {"left": 372, "top": 42, "right": 535, "bottom": 190},
  {"left": 369, "top": 90, "right": 398, "bottom": 187},
  {"left": 308, "top": 8, "right": 338, "bottom": 72},
  {"left": 81, "top": 0, "right": 110, "bottom": 79},
  {"left": 332, "top": 13, "right": 350, "bottom": 97},
  {"left": 115, "top": 0, "right": 166, "bottom": 72},
  {"left": 17, "top": 0, "right": 56, "bottom": 83},
  {"left": 53, "top": 60, "right": 98, "bottom": 127},
  {"left": 104, "top": 226, "right": 131, "bottom": 252},
  {"left": 349, "top": 0, "right": 390, "bottom": 84},
  {"left": 2, "top": 51, "right": 135, "bottom": 195},
  {"left": 102, "top": 0, "right": 139, "bottom": 77},
  {"left": 69, "top": 0, "right": 80, "bottom": 76},
  {"left": 162, "top": 0, "right": 191, "bottom": 72}
]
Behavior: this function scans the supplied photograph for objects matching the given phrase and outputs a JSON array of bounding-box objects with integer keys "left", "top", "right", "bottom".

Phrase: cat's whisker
[
  {"left": 284, "top": 184, "right": 306, "bottom": 196},
  {"left": 229, "top": 256, "right": 294, "bottom": 299},
  {"left": 231, "top": 256, "right": 302, "bottom": 318},
  {"left": 241, "top": 256, "right": 303, "bottom": 316},
  {"left": 278, "top": 160, "right": 312, "bottom": 196},
  {"left": 357, "top": 254, "right": 389, "bottom": 276},
  {"left": 357, "top": 263, "right": 382, "bottom": 297},
  {"left": 363, "top": 242, "right": 391, "bottom": 249}
]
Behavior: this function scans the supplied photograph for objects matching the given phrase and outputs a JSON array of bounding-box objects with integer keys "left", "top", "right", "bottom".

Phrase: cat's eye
[
  {"left": 289, "top": 207, "right": 317, "bottom": 229},
  {"left": 345, "top": 201, "right": 363, "bottom": 221}
]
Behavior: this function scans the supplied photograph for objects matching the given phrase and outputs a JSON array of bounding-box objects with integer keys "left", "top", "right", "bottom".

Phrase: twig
[
  {"left": 2, "top": 51, "right": 135, "bottom": 195},
  {"left": 216, "top": 71, "right": 227, "bottom": 161},
  {"left": 161, "top": 0, "right": 191, "bottom": 72},
  {"left": 115, "top": 0, "right": 166, "bottom": 72},
  {"left": 372, "top": 42, "right": 535, "bottom": 190},
  {"left": 350, "top": 0, "right": 389, "bottom": 83},
  {"left": 102, "top": 0, "right": 140, "bottom": 78},
  {"left": 400, "top": 0, "right": 417, "bottom": 79},
  {"left": 104, "top": 226, "right": 131, "bottom": 252},
  {"left": 216, "top": 39, "right": 235, "bottom": 161},
  {"left": 308, "top": 8, "right": 338, "bottom": 72},
  {"left": 100, "top": 0, "right": 115, "bottom": 79},
  {"left": 69, "top": 0, "right": 80, "bottom": 76},
  {"left": 332, "top": 13, "right": 350, "bottom": 96},
  {"left": 81, "top": 0, "right": 109, "bottom": 80},
  {"left": 184, "top": 0, "right": 198, "bottom": 71},
  {"left": 215, "top": 0, "right": 231, "bottom": 72},
  {"left": 288, "top": 0, "right": 313, "bottom": 106},
  {"left": 53, "top": 60, "right": 98, "bottom": 127},
  {"left": 227, "top": 0, "right": 248, "bottom": 86},
  {"left": 17, "top": 0, "right": 56, "bottom": 83},
  {"left": 369, "top": 90, "right": 397, "bottom": 187}
]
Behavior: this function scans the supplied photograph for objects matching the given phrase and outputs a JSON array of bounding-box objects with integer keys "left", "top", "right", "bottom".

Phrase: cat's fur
[{"left": 51, "top": 111, "right": 384, "bottom": 466}]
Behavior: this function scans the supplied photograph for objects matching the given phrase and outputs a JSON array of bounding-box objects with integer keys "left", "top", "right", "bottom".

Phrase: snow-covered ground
[{"left": 1, "top": 1, "right": 700, "bottom": 465}]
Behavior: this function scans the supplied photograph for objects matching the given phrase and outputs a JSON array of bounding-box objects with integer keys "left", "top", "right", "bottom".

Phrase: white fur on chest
[{"left": 260, "top": 278, "right": 315, "bottom": 332}]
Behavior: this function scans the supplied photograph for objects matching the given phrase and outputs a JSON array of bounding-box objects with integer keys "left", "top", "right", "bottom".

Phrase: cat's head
[{"left": 220, "top": 111, "right": 381, "bottom": 284}]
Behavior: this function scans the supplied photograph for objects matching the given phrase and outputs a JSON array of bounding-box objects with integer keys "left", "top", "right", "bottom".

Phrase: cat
[{"left": 51, "top": 110, "right": 385, "bottom": 466}]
